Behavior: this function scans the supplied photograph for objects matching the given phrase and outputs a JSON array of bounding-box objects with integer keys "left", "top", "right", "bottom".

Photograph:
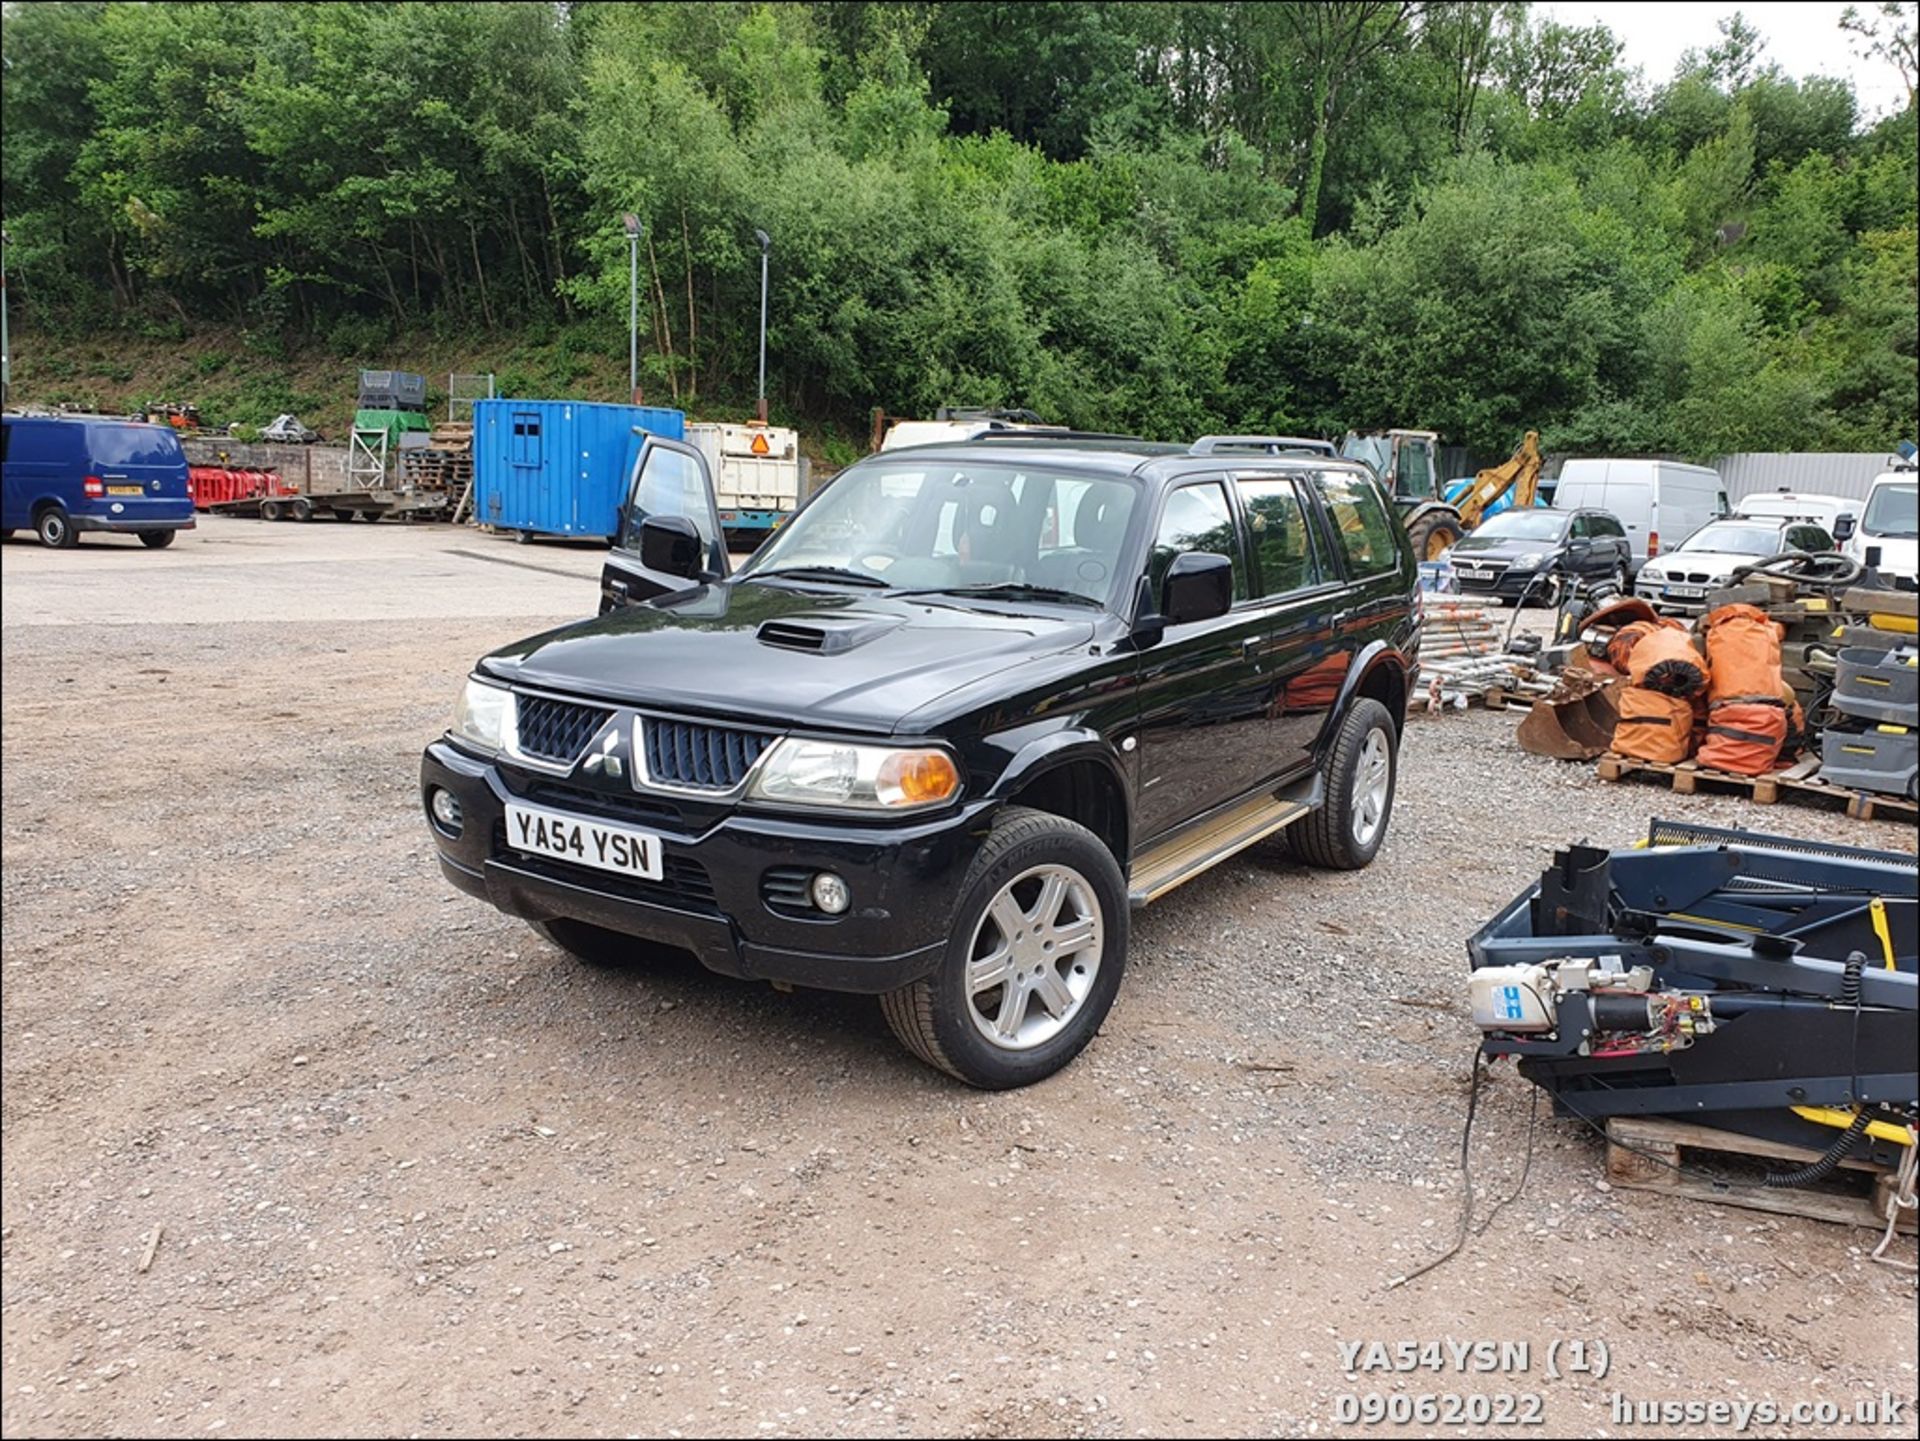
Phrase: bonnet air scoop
[{"left": 756, "top": 613, "right": 907, "bottom": 654}]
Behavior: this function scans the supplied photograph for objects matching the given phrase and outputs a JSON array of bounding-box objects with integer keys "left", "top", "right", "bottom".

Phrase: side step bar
[{"left": 1127, "top": 790, "right": 1312, "bottom": 907}]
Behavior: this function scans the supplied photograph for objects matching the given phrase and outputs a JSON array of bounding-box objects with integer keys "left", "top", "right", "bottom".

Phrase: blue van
[{"left": 1, "top": 415, "right": 197, "bottom": 549}]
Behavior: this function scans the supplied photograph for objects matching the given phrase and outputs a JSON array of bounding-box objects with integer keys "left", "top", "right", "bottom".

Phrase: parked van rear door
[{"left": 81, "top": 421, "right": 194, "bottom": 524}]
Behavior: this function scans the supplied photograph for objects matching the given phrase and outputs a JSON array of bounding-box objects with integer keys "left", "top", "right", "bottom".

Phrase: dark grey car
[{"left": 1448, "top": 507, "right": 1632, "bottom": 605}]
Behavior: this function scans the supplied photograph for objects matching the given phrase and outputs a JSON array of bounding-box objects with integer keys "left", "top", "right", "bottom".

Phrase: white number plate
[
  {"left": 503, "top": 802, "right": 664, "bottom": 881},
  {"left": 1667, "top": 585, "right": 1706, "bottom": 598}
]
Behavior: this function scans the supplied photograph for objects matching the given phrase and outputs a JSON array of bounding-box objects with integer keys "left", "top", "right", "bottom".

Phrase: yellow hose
[{"left": 1791, "top": 1105, "right": 1914, "bottom": 1147}]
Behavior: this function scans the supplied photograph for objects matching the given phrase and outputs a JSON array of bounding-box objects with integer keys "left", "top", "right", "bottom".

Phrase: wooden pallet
[
  {"left": 1606, "top": 1116, "right": 1916, "bottom": 1233},
  {"left": 1596, "top": 752, "right": 1918, "bottom": 823}
]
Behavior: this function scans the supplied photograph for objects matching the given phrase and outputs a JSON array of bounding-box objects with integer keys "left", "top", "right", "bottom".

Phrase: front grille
[
  {"left": 642, "top": 717, "right": 776, "bottom": 791},
  {"left": 518, "top": 779, "right": 684, "bottom": 831},
  {"left": 515, "top": 694, "right": 613, "bottom": 766},
  {"left": 493, "top": 821, "right": 717, "bottom": 910}
]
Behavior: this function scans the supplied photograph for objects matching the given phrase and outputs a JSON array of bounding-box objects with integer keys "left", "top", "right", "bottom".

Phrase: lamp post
[
  {"left": 1, "top": 227, "right": 11, "bottom": 411},
  {"left": 622, "top": 213, "right": 643, "bottom": 402},
  {"left": 754, "top": 228, "right": 771, "bottom": 424}
]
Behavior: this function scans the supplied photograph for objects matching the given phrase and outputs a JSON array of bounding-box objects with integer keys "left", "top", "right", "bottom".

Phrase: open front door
[{"left": 599, "top": 437, "right": 729, "bottom": 612}]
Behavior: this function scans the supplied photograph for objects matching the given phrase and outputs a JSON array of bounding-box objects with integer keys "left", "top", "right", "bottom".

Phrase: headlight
[
  {"left": 1514, "top": 552, "right": 1546, "bottom": 568},
  {"left": 452, "top": 676, "right": 511, "bottom": 753},
  {"left": 747, "top": 738, "right": 962, "bottom": 811}
]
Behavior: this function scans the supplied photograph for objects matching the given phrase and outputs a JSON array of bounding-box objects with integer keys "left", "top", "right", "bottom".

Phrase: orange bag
[
  {"left": 1613, "top": 687, "right": 1695, "bottom": 763},
  {"left": 1606, "top": 621, "right": 1662, "bottom": 674},
  {"left": 1628, "top": 627, "right": 1711, "bottom": 698},
  {"left": 1697, "top": 699, "right": 1787, "bottom": 776},
  {"left": 1703, "top": 603, "right": 1784, "bottom": 703}
]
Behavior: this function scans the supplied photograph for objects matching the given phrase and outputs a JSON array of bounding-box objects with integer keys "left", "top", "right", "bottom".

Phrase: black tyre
[
  {"left": 289, "top": 498, "right": 313, "bottom": 522},
  {"left": 1, "top": 529, "right": 14, "bottom": 540},
  {"left": 880, "top": 806, "right": 1126, "bottom": 1089},
  {"left": 35, "top": 506, "right": 78, "bottom": 549},
  {"left": 138, "top": 530, "right": 177, "bottom": 549},
  {"left": 1407, "top": 511, "right": 1464, "bottom": 562},
  {"left": 528, "top": 917, "right": 679, "bottom": 969},
  {"left": 260, "top": 500, "right": 285, "bottom": 522},
  {"left": 1289, "top": 697, "right": 1399, "bottom": 871}
]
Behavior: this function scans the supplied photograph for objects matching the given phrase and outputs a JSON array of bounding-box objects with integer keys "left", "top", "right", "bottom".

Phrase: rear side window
[
  {"left": 1149, "top": 482, "right": 1246, "bottom": 601},
  {"left": 86, "top": 424, "right": 185, "bottom": 468},
  {"left": 1312, "top": 469, "right": 1400, "bottom": 577},
  {"left": 1236, "top": 475, "right": 1325, "bottom": 595},
  {"left": 1593, "top": 514, "right": 1625, "bottom": 537},
  {"left": 4, "top": 421, "right": 78, "bottom": 465}
]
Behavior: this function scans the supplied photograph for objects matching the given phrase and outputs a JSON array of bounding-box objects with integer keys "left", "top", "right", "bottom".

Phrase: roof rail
[
  {"left": 963, "top": 430, "right": 1156, "bottom": 446},
  {"left": 1190, "top": 434, "right": 1336, "bottom": 458}
]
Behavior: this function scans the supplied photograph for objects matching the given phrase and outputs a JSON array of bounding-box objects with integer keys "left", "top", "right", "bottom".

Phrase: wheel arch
[
  {"left": 988, "top": 735, "right": 1132, "bottom": 867},
  {"left": 1333, "top": 640, "right": 1411, "bottom": 739}
]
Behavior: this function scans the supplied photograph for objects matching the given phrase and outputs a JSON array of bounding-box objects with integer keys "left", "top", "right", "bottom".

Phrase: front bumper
[
  {"left": 421, "top": 740, "right": 987, "bottom": 993},
  {"left": 73, "top": 513, "right": 196, "bottom": 534}
]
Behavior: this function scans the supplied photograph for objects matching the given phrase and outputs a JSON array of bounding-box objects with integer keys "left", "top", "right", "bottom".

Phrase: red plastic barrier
[{"left": 188, "top": 466, "right": 287, "bottom": 509}]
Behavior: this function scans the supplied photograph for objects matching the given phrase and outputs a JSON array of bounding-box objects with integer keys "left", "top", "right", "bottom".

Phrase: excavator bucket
[{"left": 1517, "top": 670, "right": 1622, "bottom": 760}]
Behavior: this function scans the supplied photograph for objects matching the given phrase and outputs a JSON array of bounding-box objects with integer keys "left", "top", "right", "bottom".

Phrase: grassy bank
[{"left": 6, "top": 323, "right": 868, "bottom": 470}]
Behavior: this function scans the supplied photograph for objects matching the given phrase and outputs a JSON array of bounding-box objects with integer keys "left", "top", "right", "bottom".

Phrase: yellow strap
[
  {"left": 1870, "top": 897, "right": 1897, "bottom": 971},
  {"left": 1791, "top": 1106, "right": 1914, "bottom": 1147}
]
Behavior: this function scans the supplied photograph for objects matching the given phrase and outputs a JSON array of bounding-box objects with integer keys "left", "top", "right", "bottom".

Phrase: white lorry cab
[
  {"left": 1847, "top": 458, "right": 1918, "bottom": 588},
  {"left": 1550, "top": 458, "right": 1729, "bottom": 562}
]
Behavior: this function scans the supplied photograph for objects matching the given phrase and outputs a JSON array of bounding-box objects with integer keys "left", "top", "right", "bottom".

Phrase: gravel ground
[{"left": 2, "top": 528, "right": 1915, "bottom": 1437}]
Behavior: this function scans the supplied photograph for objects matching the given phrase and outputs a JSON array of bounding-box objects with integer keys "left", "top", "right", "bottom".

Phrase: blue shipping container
[{"left": 473, "top": 399, "right": 686, "bottom": 538}]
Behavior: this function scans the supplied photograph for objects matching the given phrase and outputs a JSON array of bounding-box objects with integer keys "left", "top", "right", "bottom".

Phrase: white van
[
  {"left": 1846, "top": 465, "right": 1918, "bottom": 587},
  {"left": 1732, "top": 489, "right": 1858, "bottom": 536},
  {"left": 1550, "top": 458, "right": 1729, "bottom": 562}
]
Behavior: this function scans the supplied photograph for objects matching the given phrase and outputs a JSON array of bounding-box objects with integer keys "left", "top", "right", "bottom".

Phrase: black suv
[{"left": 421, "top": 433, "right": 1418, "bottom": 1087}]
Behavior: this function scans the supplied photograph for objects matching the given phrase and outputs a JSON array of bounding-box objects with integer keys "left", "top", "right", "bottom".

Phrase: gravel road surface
[{"left": 3, "top": 520, "right": 1914, "bottom": 1437}]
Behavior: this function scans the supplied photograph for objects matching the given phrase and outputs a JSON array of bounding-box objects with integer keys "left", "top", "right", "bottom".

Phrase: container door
[{"left": 600, "top": 437, "right": 728, "bottom": 612}]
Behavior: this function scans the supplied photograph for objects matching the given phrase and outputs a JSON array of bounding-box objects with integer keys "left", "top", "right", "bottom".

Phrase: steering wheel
[{"left": 1730, "top": 550, "right": 1865, "bottom": 588}]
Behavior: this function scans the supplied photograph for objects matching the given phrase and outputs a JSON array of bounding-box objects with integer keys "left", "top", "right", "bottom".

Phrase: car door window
[
  {"left": 1148, "top": 481, "right": 1246, "bottom": 601},
  {"left": 1789, "top": 524, "right": 1831, "bottom": 552},
  {"left": 1236, "top": 475, "right": 1325, "bottom": 595},
  {"left": 1311, "top": 469, "right": 1400, "bottom": 578},
  {"left": 621, "top": 443, "right": 724, "bottom": 573},
  {"left": 1571, "top": 513, "right": 1596, "bottom": 540}
]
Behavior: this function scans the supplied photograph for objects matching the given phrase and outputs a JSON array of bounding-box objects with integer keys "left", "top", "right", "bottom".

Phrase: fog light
[
  {"left": 429, "top": 786, "right": 464, "bottom": 837},
  {"left": 810, "top": 872, "right": 850, "bottom": 915}
]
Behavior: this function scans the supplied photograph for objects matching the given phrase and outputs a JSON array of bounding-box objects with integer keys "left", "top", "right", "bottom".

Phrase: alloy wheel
[{"left": 964, "top": 863, "right": 1104, "bottom": 1052}]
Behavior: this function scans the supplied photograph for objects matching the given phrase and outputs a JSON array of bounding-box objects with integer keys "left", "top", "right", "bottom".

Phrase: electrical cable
[{"left": 1386, "top": 1045, "right": 1538, "bottom": 1290}]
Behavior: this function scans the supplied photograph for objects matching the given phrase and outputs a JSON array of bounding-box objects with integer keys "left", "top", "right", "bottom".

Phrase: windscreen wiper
[
  {"left": 745, "top": 566, "right": 890, "bottom": 588},
  {"left": 892, "top": 582, "right": 1104, "bottom": 607}
]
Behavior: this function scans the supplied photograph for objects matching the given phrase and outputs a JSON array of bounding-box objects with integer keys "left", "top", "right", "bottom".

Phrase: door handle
[
  {"left": 607, "top": 578, "right": 630, "bottom": 604},
  {"left": 1240, "top": 636, "right": 1261, "bottom": 657}
]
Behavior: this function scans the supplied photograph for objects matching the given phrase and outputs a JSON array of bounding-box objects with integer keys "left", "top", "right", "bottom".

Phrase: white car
[
  {"left": 1634, "top": 517, "right": 1835, "bottom": 615},
  {"left": 260, "top": 413, "right": 319, "bottom": 444}
]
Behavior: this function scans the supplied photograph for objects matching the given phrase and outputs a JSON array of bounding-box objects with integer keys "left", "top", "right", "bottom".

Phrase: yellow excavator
[{"left": 1339, "top": 429, "right": 1545, "bottom": 560}]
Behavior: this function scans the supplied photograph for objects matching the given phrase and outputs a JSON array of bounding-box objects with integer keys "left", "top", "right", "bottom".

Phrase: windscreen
[
  {"left": 1862, "top": 480, "right": 1918, "bottom": 538},
  {"left": 1473, "top": 510, "right": 1567, "bottom": 541},
  {"left": 737, "top": 460, "right": 1139, "bottom": 606},
  {"left": 1677, "top": 522, "right": 1783, "bottom": 554}
]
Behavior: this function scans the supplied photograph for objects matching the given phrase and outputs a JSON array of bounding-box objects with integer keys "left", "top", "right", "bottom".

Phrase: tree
[
  {"left": 1278, "top": 2, "right": 1420, "bottom": 234},
  {"left": 1841, "top": 2, "right": 1918, "bottom": 111}
]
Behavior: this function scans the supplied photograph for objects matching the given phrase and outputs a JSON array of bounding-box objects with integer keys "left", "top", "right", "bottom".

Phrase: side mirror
[
  {"left": 640, "top": 514, "right": 705, "bottom": 580},
  {"left": 1833, "top": 514, "right": 1857, "bottom": 543},
  {"left": 1160, "top": 552, "right": 1234, "bottom": 626}
]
